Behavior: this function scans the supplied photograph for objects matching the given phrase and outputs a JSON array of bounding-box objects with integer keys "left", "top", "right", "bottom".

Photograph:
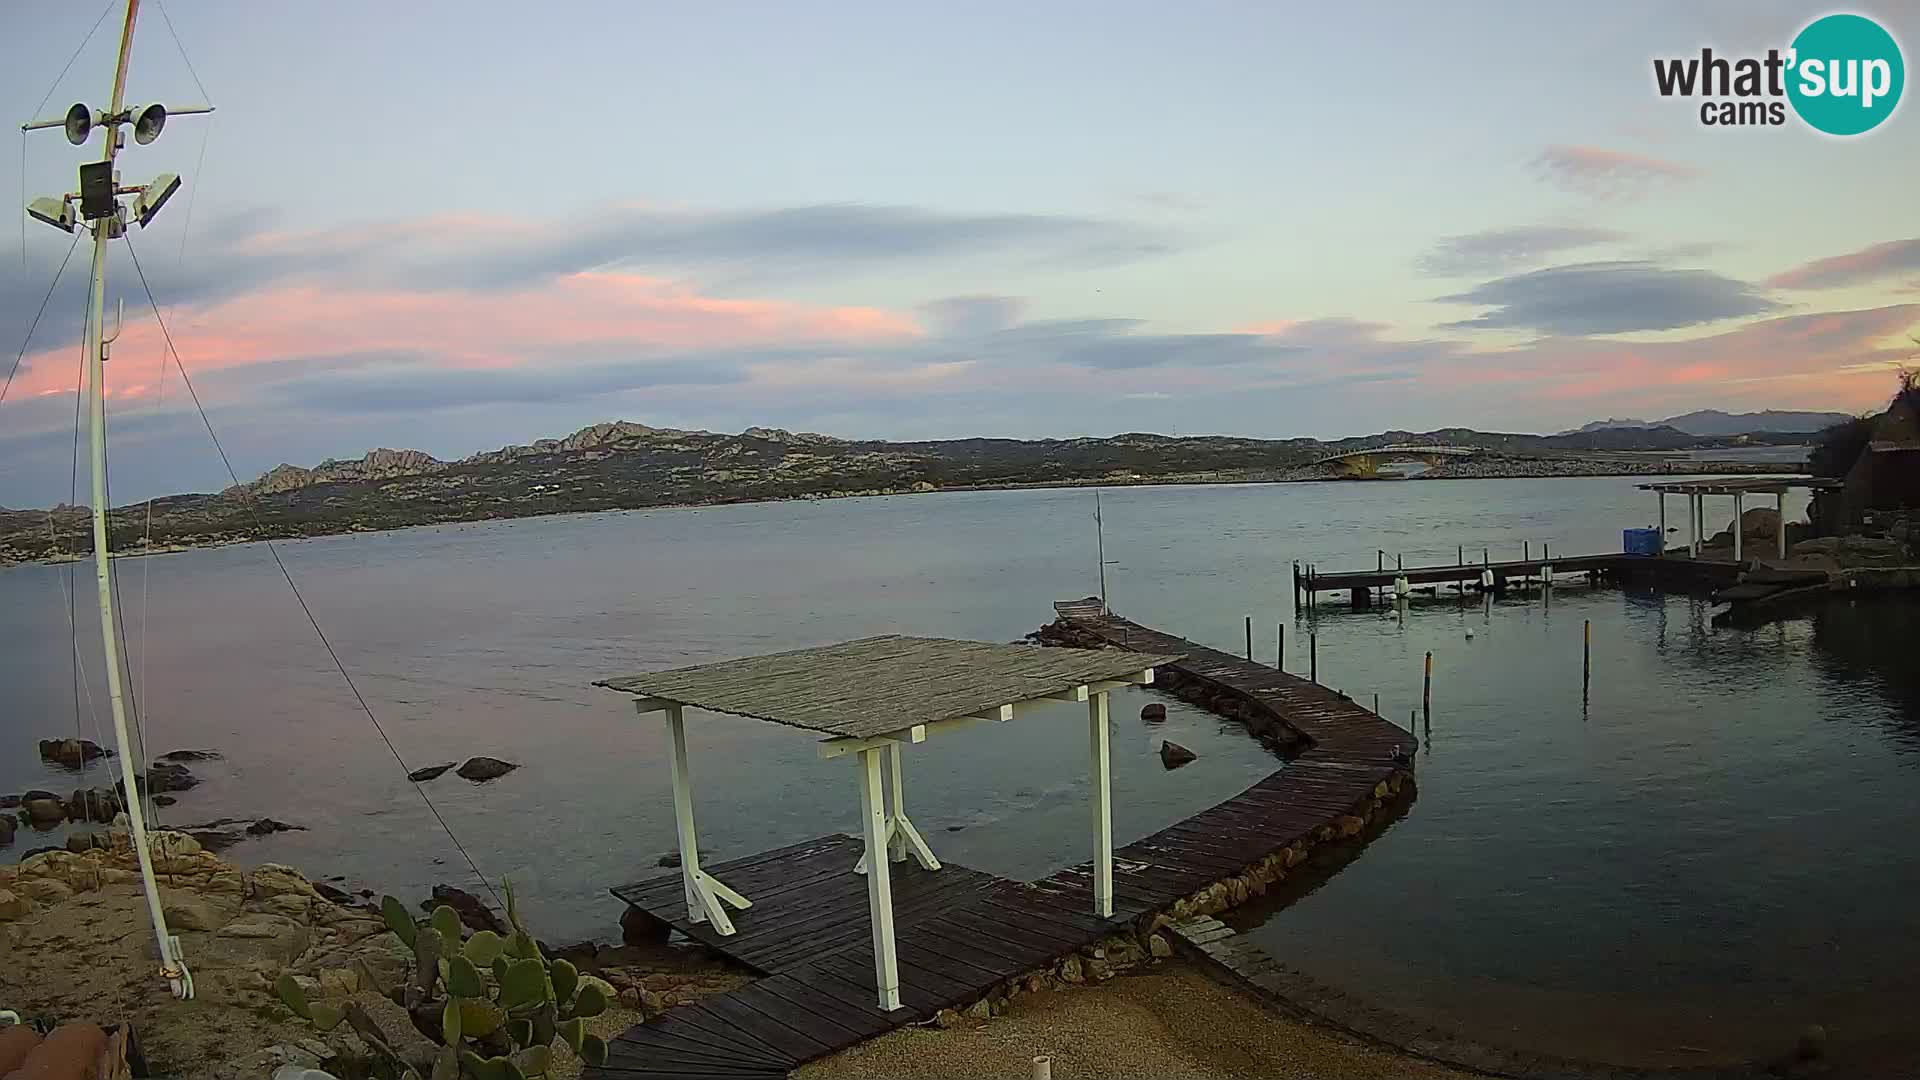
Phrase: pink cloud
[
  {"left": 8, "top": 271, "right": 920, "bottom": 402},
  {"left": 1417, "top": 305, "right": 1920, "bottom": 413},
  {"left": 1534, "top": 145, "right": 1700, "bottom": 199},
  {"left": 1765, "top": 238, "right": 1920, "bottom": 290}
]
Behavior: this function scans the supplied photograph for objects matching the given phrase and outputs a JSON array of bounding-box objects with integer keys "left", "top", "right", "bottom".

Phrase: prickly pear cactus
[{"left": 276, "top": 879, "right": 612, "bottom": 1077}]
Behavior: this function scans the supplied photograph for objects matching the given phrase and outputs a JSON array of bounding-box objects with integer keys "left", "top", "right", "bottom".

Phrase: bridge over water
[{"left": 1310, "top": 443, "right": 1480, "bottom": 476}]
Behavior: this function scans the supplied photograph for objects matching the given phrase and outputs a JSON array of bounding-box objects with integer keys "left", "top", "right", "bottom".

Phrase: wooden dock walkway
[
  {"left": 1293, "top": 552, "right": 1741, "bottom": 606},
  {"left": 589, "top": 603, "right": 1417, "bottom": 1079}
]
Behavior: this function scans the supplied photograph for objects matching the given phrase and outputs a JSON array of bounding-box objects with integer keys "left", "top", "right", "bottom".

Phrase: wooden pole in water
[
  {"left": 1276, "top": 622, "right": 1285, "bottom": 671},
  {"left": 1583, "top": 619, "right": 1591, "bottom": 691},
  {"left": 1524, "top": 540, "right": 1529, "bottom": 562},
  {"left": 1423, "top": 651, "right": 1432, "bottom": 721},
  {"left": 1373, "top": 692, "right": 1379, "bottom": 715},
  {"left": 1458, "top": 544, "right": 1464, "bottom": 566},
  {"left": 1245, "top": 615, "right": 1253, "bottom": 661},
  {"left": 1309, "top": 632, "right": 1318, "bottom": 684}
]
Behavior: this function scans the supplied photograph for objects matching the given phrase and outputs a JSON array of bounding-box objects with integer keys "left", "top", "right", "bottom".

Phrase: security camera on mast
[{"left": 19, "top": 0, "right": 212, "bottom": 1001}]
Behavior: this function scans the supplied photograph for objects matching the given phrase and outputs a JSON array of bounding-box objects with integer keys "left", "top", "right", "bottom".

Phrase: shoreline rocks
[
  {"left": 38, "top": 738, "right": 111, "bottom": 769},
  {"left": 1159, "top": 741, "right": 1197, "bottom": 769},
  {"left": 405, "top": 762, "right": 454, "bottom": 783},
  {"left": 453, "top": 756, "right": 518, "bottom": 782}
]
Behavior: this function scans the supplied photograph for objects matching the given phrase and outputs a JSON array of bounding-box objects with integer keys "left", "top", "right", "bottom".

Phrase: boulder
[
  {"left": 162, "top": 890, "right": 235, "bottom": 932},
  {"left": 250, "top": 864, "right": 317, "bottom": 900},
  {"left": 655, "top": 851, "right": 682, "bottom": 868},
  {"left": 454, "top": 756, "right": 519, "bottom": 782},
  {"left": 1159, "top": 741, "right": 1197, "bottom": 769},
  {"left": 406, "top": 762, "right": 455, "bottom": 783},
  {"left": 425, "top": 884, "right": 507, "bottom": 935},
  {"left": 20, "top": 876, "right": 73, "bottom": 899},
  {"left": 1140, "top": 703, "right": 1167, "bottom": 721},
  {"left": 0, "top": 888, "right": 31, "bottom": 921},
  {"left": 68, "top": 787, "right": 121, "bottom": 823},
  {"left": 65, "top": 830, "right": 110, "bottom": 853},
  {"left": 38, "top": 738, "right": 110, "bottom": 768},
  {"left": 152, "top": 795, "right": 176, "bottom": 807},
  {"left": 0, "top": 814, "right": 14, "bottom": 846},
  {"left": 0, "top": 794, "right": 20, "bottom": 809},
  {"left": 246, "top": 818, "right": 304, "bottom": 836},
  {"left": 24, "top": 797, "right": 67, "bottom": 825},
  {"left": 158, "top": 748, "right": 222, "bottom": 761},
  {"left": 1149, "top": 932, "right": 1174, "bottom": 958},
  {"left": 117, "top": 761, "right": 197, "bottom": 798}
]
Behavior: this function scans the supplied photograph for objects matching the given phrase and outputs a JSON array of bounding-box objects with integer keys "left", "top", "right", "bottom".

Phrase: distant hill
[
  {"left": 1566, "top": 409, "right": 1852, "bottom": 437},
  {"left": 0, "top": 419, "right": 1793, "bottom": 564}
]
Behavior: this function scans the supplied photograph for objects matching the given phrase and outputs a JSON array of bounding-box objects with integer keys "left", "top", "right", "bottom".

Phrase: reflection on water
[
  {"left": 1244, "top": 589, "right": 1920, "bottom": 1068},
  {"left": 0, "top": 476, "right": 1909, "bottom": 1066}
]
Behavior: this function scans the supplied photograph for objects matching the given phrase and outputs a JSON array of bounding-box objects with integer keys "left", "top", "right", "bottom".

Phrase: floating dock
[{"left": 589, "top": 602, "right": 1417, "bottom": 1078}]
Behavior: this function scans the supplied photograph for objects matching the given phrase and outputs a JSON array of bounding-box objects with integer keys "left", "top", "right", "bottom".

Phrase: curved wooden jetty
[{"left": 589, "top": 602, "right": 1417, "bottom": 1078}]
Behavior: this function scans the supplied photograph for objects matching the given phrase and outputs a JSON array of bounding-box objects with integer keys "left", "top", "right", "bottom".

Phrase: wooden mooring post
[
  {"left": 1244, "top": 616, "right": 1253, "bottom": 661},
  {"left": 1583, "top": 619, "right": 1591, "bottom": 691},
  {"left": 1309, "top": 631, "right": 1318, "bottom": 684},
  {"left": 1423, "top": 651, "right": 1432, "bottom": 722},
  {"left": 1276, "top": 622, "right": 1285, "bottom": 671}
]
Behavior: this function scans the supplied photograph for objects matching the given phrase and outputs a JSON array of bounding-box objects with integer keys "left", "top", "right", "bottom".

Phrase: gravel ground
[{"left": 795, "top": 961, "right": 1473, "bottom": 1080}]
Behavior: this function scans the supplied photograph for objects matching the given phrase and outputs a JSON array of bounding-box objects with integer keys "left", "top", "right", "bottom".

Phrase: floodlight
[
  {"left": 133, "top": 173, "right": 180, "bottom": 228},
  {"left": 26, "top": 196, "right": 75, "bottom": 233},
  {"left": 63, "top": 103, "right": 93, "bottom": 145},
  {"left": 131, "top": 103, "right": 166, "bottom": 145}
]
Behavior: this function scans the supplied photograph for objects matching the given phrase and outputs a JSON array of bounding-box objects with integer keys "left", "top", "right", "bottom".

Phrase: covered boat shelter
[
  {"left": 1638, "top": 477, "right": 1838, "bottom": 561},
  {"left": 596, "top": 634, "right": 1177, "bottom": 1010}
]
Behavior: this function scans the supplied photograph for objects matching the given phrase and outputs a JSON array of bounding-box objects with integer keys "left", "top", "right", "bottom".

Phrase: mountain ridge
[{"left": 1564, "top": 409, "right": 1851, "bottom": 437}]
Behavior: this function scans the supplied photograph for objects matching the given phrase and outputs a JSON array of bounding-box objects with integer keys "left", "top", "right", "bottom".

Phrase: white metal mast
[{"left": 22, "top": 0, "right": 212, "bottom": 1000}]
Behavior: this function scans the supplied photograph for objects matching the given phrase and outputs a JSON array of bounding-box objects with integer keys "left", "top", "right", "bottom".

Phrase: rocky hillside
[{"left": 0, "top": 420, "right": 1796, "bottom": 564}]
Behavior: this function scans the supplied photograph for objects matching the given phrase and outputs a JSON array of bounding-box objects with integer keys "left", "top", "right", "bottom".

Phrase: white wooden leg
[
  {"left": 663, "top": 705, "right": 747, "bottom": 934},
  {"left": 887, "top": 743, "right": 907, "bottom": 863},
  {"left": 1733, "top": 493, "right": 1744, "bottom": 563},
  {"left": 855, "top": 742, "right": 940, "bottom": 874},
  {"left": 1657, "top": 493, "right": 1666, "bottom": 547},
  {"left": 1777, "top": 491, "right": 1787, "bottom": 559},
  {"left": 857, "top": 747, "right": 902, "bottom": 1011},
  {"left": 1088, "top": 691, "right": 1113, "bottom": 918}
]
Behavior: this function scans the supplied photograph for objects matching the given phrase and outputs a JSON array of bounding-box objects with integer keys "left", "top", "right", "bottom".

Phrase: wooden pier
[
  {"left": 589, "top": 604, "right": 1416, "bottom": 1078},
  {"left": 1293, "top": 551, "right": 1740, "bottom": 607}
]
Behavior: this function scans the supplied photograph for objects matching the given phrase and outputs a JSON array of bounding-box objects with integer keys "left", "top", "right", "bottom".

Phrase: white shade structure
[{"left": 599, "top": 635, "right": 1177, "bottom": 1010}]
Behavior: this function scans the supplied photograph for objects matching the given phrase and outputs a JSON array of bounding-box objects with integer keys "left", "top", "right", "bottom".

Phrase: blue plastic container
[{"left": 1622, "top": 527, "right": 1662, "bottom": 556}]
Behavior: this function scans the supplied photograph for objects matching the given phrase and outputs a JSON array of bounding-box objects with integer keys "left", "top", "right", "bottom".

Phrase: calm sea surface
[{"left": 5, "top": 476, "right": 1914, "bottom": 1066}]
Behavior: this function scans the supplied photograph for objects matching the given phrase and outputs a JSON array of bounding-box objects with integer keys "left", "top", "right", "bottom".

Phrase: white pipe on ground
[{"left": 1032, "top": 1055, "right": 1053, "bottom": 1080}]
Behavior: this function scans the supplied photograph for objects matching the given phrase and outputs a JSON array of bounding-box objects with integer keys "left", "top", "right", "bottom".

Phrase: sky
[{"left": 2, "top": 0, "right": 1918, "bottom": 505}]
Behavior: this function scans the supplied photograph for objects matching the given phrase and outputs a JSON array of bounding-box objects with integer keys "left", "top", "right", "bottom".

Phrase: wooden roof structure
[
  {"left": 597, "top": 634, "right": 1180, "bottom": 740},
  {"left": 1637, "top": 477, "right": 1836, "bottom": 496},
  {"left": 598, "top": 632, "right": 1175, "bottom": 1011}
]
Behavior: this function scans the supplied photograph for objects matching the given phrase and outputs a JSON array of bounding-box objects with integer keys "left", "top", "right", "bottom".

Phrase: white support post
[
  {"left": 1657, "top": 493, "right": 1666, "bottom": 549},
  {"left": 887, "top": 743, "right": 907, "bottom": 863},
  {"left": 1777, "top": 491, "right": 1787, "bottom": 559},
  {"left": 854, "top": 741, "right": 940, "bottom": 875},
  {"left": 857, "top": 747, "right": 902, "bottom": 1011},
  {"left": 1733, "top": 493, "right": 1744, "bottom": 563},
  {"left": 1689, "top": 493, "right": 1700, "bottom": 558},
  {"left": 662, "top": 704, "right": 749, "bottom": 934},
  {"left": 1088, "top": 691, "right": 1113, "bottom": 918}
]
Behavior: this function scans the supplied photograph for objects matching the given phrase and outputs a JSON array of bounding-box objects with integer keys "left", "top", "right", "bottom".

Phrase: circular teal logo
[{"left": 1787, "top": 14, "right": 1904, "bottom": 135}]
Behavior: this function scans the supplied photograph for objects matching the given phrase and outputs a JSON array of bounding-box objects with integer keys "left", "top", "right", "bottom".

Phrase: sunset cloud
[
  {"left": 1533, "top": 145, "right": 1701, "bottom": 200},
  {"left": 1438, "top": 261, "right": 1781, "bottom": 335},
  {"left": 1765, "top": 238, "right": 1920, "bottom": 290},
  {"left": 1417, "top": 225, "right": 1628, "bottom": 277}
]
